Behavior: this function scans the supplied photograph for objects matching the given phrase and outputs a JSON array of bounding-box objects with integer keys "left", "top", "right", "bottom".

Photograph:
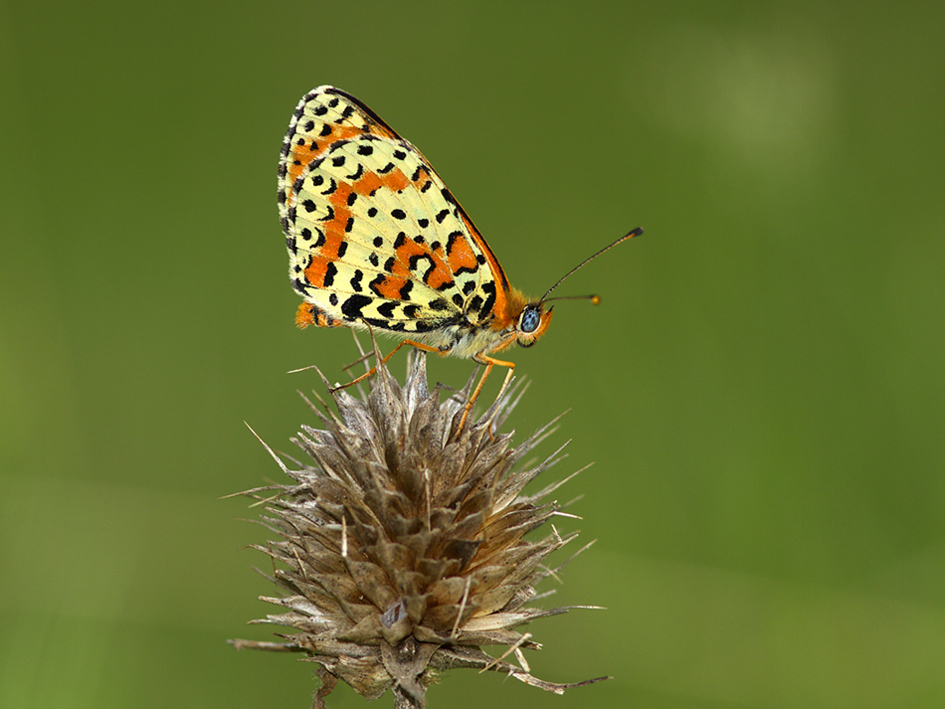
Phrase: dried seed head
[{"left": 230, "top": 353, "right": 607, "bottom": 706}]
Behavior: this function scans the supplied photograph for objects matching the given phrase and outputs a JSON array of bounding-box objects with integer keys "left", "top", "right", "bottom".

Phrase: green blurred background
[{"left": 2, "top": 1, "right": 944, "bottom": 707}]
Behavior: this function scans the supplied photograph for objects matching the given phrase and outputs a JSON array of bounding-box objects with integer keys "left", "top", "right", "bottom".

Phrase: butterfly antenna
[
  {"left": 539, "top": 227, "right": 643, "bottom": 303},
  {"left": 542, "top": 293, "right": 603, "bottom": 305}
]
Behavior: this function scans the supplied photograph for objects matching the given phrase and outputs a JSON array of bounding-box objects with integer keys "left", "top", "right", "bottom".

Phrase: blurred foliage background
[{"left": 2, "top": 1, "right": 944, "bottom": 707}]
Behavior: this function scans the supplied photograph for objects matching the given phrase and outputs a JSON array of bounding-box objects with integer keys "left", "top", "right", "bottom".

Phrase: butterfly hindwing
[{"left": 280, "top": 86, "right": 506, "bottom": 336}]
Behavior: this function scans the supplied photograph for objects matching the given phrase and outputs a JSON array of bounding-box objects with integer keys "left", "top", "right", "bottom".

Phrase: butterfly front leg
[{"left": 457, "top": 354, "right": 517, "bottom": 432}]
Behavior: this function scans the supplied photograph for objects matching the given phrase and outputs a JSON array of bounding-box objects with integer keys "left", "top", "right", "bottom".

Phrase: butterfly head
[{"left": 514, "top": 302, "right": 554, "bottom": 348}]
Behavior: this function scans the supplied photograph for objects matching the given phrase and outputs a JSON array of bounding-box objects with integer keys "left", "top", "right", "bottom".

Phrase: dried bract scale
[{"left": 230, "top": 353, "right": 608, "bottom": 707}]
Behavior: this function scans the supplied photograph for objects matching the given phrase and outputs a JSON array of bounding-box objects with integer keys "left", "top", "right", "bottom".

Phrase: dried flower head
[{"left": 230, "top": 352, "right": 607, "bottom": 707}]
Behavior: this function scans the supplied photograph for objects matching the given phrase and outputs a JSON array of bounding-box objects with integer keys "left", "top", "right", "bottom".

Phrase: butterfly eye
[{"left": 519, "top": 307, "right": 542, "bottom": 334}]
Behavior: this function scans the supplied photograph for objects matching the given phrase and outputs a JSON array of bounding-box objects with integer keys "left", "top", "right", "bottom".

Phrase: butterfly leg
[
  {"left": 332, "top": 339, "right": 443, "bottom": 392},
  {"left": 458, "top": 355, "right": 516, "bottom": 431}
]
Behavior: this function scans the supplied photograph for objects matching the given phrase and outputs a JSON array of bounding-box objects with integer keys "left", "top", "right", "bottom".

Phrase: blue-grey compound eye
[{"left": 520, "top": 308, "right": 541, "bottom": 334}]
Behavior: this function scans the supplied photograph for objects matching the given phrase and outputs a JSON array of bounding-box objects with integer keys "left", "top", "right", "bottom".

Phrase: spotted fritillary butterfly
[{"left": 279, "top": 86, "right": 641, "bottom": 408}]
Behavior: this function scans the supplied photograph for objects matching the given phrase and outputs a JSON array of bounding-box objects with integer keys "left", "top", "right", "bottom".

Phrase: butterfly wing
[{"left": 279, "top": 86, "right": 515, "bottom": 341}]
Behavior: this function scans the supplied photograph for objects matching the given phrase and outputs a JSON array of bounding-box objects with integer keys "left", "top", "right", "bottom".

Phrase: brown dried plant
[{"left": 230, "top": 352, "right": 607, "bottom": 707}]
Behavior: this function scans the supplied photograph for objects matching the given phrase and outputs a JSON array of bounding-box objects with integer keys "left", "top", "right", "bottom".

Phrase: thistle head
[{"left": 230, "top": 352, "right": 606, "bottom": 706}]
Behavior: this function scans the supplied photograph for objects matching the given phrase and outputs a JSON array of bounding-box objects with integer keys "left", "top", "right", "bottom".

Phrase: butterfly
[{"left": 279, "top": 86, "right": 641, "bottom": 422}]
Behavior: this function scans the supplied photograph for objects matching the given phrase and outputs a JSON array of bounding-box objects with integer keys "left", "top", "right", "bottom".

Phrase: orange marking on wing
[
  {"left": 374, "top": 277, "right": 408, "bottom": 300},
  {"left": 353, "top": 171, "right": 382, "bottom": 196},
  {"left": 416, "top": 246, "right": 454, "bottom": 291},
  {"left": 371, "top": 238, "right": 418, "bottom": 299},
  {"left": 395, "top": 237, "right": 426, "bottom": 264},
  {"left": 352, "top": 167, "right": 411, "bottom": 197},
  {"left": 303, "top": 255, "right": 334, "bottom": 288},
  {"left": 426, "top": 242, "right": 454, "bottom": 290},
  {"left": 301, "top": 180, "right": 352, "bottom": 279},
  {"left": 300, "top": 182, "right": 353, "bottom": 263},
  {"left": 390, "top": 225, "right": 454, "bottom": 291},
  {"left": 447, "top": 233, "right": 479, "bottom": 275},
  {"left": 381, "top": 167, "right": 409, "bottom": 192},
  {"left": 296, "top": 303, "right": 316, "bottom": 327},
  {"left": 328, "top": 182, "right": 353, "bottom": 233},
  {"left": 369, "top": 236, "right": 447, "bottom": 301},
  {"left": 296, "top": 303, "right": 342, "bottom": 329},
  {"left": 424, "top": 260, "right": 453, "bottom": 290}
]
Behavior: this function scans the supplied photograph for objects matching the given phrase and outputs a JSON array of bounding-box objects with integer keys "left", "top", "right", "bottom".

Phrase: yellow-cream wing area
[{"left": 279, "top": 86, "right": 515, "bottom": 340}]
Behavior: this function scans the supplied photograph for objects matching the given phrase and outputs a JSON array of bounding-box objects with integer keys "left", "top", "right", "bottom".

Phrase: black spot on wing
[
  {"left": 323, "top": 262, "right": 338, "bottom": 287},
  {"left": 411, "top": 320, "right": 438, "bottom": 333},
  {"left": 479, "top": 281, "right": 497, "bottom": 319},
  {"left": 377, "top": 301, "right": 397, "bottom": 318},
  {"left": 346, "top": 163, "right": 364, "bottom": 181},
  {"left": 341, "top": 294, "right": 372, "bottom": 319},
  {"left": 350, "top": 269, "right": 363, "bottom": 292}
]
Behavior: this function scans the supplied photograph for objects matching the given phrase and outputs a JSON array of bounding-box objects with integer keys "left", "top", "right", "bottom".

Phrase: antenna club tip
[{"left": 590, "top": 295, "right": 601, "bottom": 305}]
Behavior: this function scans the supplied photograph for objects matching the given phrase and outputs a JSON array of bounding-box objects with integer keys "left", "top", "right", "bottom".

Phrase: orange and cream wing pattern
[{"left": 279, "top": 86, "right": 513, "bottom": 338}]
